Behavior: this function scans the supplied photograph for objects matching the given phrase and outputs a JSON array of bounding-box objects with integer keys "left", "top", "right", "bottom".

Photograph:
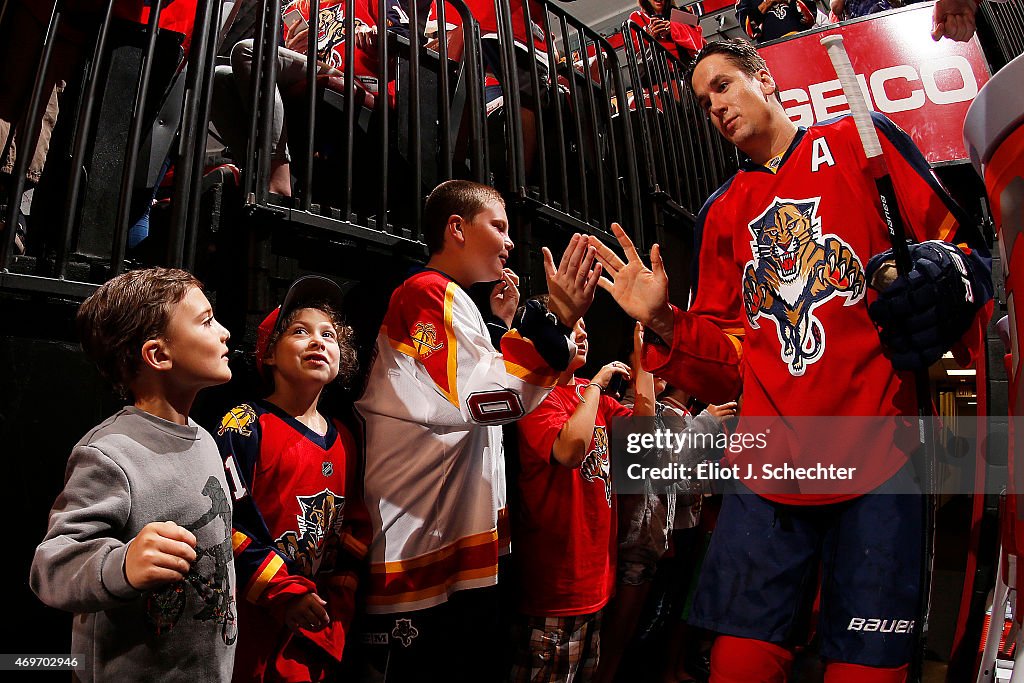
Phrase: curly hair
[
  {"left": 260, "top": 301, "right": 359, "bottom": 390},
  {"left": 77, "top": 268, "right": 202, "bottom": 397}
]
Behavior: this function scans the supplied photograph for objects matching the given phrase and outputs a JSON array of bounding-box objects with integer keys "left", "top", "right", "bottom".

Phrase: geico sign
[{"left": 780, "top": 55, "right": 979, "bottom": 126}]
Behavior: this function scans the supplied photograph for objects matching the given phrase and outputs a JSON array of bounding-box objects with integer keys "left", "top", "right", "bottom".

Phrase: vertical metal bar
[
  {"left": 242, "top": 0, "right": 270, "bottom": 203},
  {"left": 559, "top": 14, "right": 587, "bottom": 221},
  {"left": 376, "top": 0, "right": 388, "bottom": 230},
  {"left": 409, "top": 0, "right": 422, "bottom": 236},
  {"left": 437, "top": 0, "right": 452, "bottom": 180},
  {"left": 182, "top": 0, "right": 224, "bottom": 271},
  {"left": 462, "top": 10, "right": 485, "bottom": 183},
  {"left": 342, "top": 0, "right": 356, "bottom": 220},
  {"left": 606, "top": 45, "right": 643, "bottom": 247},
  {"left": 651, "top": 47, "right": 684, "bottom": 203},
  {"left": 624, "top": 25, "right": 656, "bottom": 198},
  {"left": 593, "top": 36, "right": 622, "bottom": 224},
  {"left": 111, "top": 0, "right": 165, "bottom": 276},
  {"left": 540, "top": 9, "right": 567, "bottom": 209},
  {"left": 168, "top": 0, "right": 217, "bottom": 266},
  {"left": 257, "top": 0, "right": 283, "bottom": 205},
  {"left": 495, "top": 0, "right": 525, "bottom": 194},
  {"left": 576, "top": 26, "right": 605, "bottom": 228},
  {"left": 58, "top": 0, "right": 116, "bottom": 279},
  {"left": 1, "top": 0, "right": 62, "bottom": 270},
  {"left": 302, "top": 0, "right": 320, "bottom": 212},
  {"left": 521, "top": 0, "right": 547, "bottom": 200},
  {"left": 637, "top": 30, "right": 669, "bottom": 196}
]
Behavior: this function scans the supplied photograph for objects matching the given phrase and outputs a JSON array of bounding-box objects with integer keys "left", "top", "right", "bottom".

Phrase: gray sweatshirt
[{"left": 31, "top": 407, "right": 236, "bottom": 682}]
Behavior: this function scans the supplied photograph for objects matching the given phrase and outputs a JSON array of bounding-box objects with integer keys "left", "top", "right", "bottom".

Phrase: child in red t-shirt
[{"left": 510, "top": 303, "right": 646, "bottom": 682}]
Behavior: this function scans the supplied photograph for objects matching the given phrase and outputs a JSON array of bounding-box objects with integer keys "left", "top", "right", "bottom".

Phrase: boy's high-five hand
[
  {"left": 542, "top": 233, "right": 602, "bottom": 328},
  {"left": 591, "top": 223, "right": 675, "bottom": 342}
]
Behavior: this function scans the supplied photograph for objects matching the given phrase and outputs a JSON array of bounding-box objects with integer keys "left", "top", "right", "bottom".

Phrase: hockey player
[
  {"left": 215, "top": 276, "right": 370, "bottom": 682},
  {"left": 355, "top": 180, "right": 601, "bottom": 680},
  {"left": 590, "top": 39, "right": 992, "bottom": 683}
]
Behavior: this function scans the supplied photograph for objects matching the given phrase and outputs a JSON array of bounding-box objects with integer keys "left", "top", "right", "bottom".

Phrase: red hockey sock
[
  {"left": 710, "top": 636, "right": 794, "bottom": 683},
  {"left": 824, "top": 661, "right": 909, "bottom": 683}
]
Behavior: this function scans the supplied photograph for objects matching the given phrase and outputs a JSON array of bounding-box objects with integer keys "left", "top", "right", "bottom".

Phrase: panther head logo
[
  {"left": 579, "top": 425, "right": 612, "bottom": 507},
  {"left": 744, "top": 197, "right": 865, "bottom": 376},
  {"left": 274, "top": 488, "right": 345, "bottom": 577}
]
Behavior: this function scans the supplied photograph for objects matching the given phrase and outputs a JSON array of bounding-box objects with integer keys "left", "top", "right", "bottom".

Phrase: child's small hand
[
  {"left": 542, "top": 234, "right": 601, "bottom": 328},
  {"left": 284, "top": 592, "right": 330, "bottom": 633},
  {"left": 125, "top": 521, "right": 198, "bottom": 590},
  {"left": 591, "top": 360, "right": 631, "bottom": 391},
  {"left": 707, "top": 401, "right": 738, "bottom": 421},
  {"left": 490, "top": 268, "right": 520, "bottom": 328}
]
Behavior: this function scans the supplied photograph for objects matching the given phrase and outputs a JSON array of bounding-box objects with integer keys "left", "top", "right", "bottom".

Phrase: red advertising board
[{"left": 759, "top": 5, "right": 991, "bottom": 164}]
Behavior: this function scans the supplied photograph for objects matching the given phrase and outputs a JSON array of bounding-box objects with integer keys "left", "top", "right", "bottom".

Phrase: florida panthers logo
[
  {"left": 315, "top": 6, "right": 367, "bottom": 67},
  {"left": 392, "top": 618, "right": 420, "bottom": 647},
  {"left": 743, "top": 197, "right": 865, "bottom": 376},
  {"left": 217, "top": 404, "right": 255, "bottom": 437},
  {"left": 580, "top": 426, "right": 612, "bottom": 507},
  {"left": 274, "top": 488, "right": 345, "bottom": 578},
  {"left": 410, "top": 321, "right": 444, "bottom": 358}
]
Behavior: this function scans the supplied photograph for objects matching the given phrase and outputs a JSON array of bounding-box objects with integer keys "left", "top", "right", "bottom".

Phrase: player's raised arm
[{"left": 591, "top": 223, "right": 674, "bottom": 342}]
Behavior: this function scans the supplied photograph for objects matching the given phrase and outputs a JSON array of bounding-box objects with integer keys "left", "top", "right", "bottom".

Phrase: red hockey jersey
[
  {"left": 643, "top": 113, "right": 988, "bottom": 505},
  {"left": 216, "top": 400, "right": 370, "bottom": 681}
]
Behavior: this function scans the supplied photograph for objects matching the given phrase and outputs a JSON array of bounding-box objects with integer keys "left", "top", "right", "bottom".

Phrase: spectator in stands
[
  {"left": 509, "top": 305, "right": 640, "bottom": 683},
  {"left": 629, "top": 0, "right": 706, "bottom": 62},
  {"left": 463, "top": 0, "right": 576, "bottom": 175},
  {"left": 829, "top": 0, "right": 892, "bottom": 21},
  {"left": 354, "top": 181, "right": 599, "bottom": 681},
  {"left": 211, "top": 0, "right": 391, "bottom": 197},
  {"left": 215, "top": 276, "right": 370, "bottom": 682},
  {"left": 735, "top": 0, "right": 815, "bottom": 42}
]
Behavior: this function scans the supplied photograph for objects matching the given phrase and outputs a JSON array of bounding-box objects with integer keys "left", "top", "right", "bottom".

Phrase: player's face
[
  {"left": 162, "top": 286, "right": 232, "bottom": 389},
  {"left": 461, "top": 201, "right": 513, "bottom": 283},
  {"left": 569, "top": 318, "right": 588, "bottom": 372},
  {"left": 266, "top": 308, "right": 341, "bottom": 388},
  {"left": 692, "top": 54, "right": 777, "bottom": 152}
]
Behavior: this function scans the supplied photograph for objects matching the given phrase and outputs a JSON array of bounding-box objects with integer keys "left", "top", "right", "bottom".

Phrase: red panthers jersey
[
  {"left": 216, "top": 400, "right": 370, "bottom": 681},
  {"left": 643, "top": 113, "right": 989, "bottom": 505},
  {"left": 283, "top": 0, "right": 395, "bottom": 93},
  {"left": 514, "top": 382, "right": 631, "bottom": 616}
]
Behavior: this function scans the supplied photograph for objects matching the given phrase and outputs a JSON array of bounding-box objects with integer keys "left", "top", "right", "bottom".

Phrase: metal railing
[
  {"left": 491, "top": 0, "right": 644, "bottom": 243},
  {"left": 980, "top": 0, "right": 1024, "bottom": 69},
  {"left": 620, "top": 19, "right": 739, "bottom": 226},
  {"left": 0, "top": 0, "right": 220, "bottom": 295}
]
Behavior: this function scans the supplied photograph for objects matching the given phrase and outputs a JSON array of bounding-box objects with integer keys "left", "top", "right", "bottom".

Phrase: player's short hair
[
  {"left": 260, "top": 302, "right": 358, "bottom": 389},
  {"left": 687, "top": 39, "right": 781, "bottom": 103},
  {"left": 423, "top": 180, "right": 505, "bottom": 254},
  {"left": 77, "top": 267, "right": 201, "bottom": 396}
]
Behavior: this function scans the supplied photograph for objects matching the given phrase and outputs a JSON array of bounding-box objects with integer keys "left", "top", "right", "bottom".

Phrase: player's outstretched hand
[
  {"left": 284, "top": 592, "right": 330, "bottom": 633},
  {"left": 490, "top": 269, "right": 520, "bottom": 327},
  {"left": 125, "top": 521, "right": 198, "bottom": 590},
  {"left": 591, "top": 223, "right": 674, "bottom": 342},
  {"left": 931, "top": 0, "right": 978, "bottom": 41},
  {"left": 542, "top": 233, "right": 601, "bottom": 328}
]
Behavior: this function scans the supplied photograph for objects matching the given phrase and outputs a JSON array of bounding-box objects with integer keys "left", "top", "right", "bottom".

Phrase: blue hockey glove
[{"left": 865, "top": 240, "right": 982, "bottom": 371}]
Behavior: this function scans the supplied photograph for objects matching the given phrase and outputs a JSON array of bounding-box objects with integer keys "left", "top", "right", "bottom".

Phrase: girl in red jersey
[{"left": 215, "top": 276, "right": 370, "bottom": 682}]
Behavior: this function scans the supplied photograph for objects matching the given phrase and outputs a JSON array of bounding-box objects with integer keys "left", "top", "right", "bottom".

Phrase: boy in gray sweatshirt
[{"left": 31, "top": 268, "right": 237, "bottom": 682}]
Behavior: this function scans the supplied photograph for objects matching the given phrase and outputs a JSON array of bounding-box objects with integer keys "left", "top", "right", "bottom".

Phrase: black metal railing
[
  {"left": 620, "top": 19, "right": 739, "bottom": 227},
  {"left": 980, "top": 0, "right": 1024, "bottom": 70},
  {"left": 0, "top": 0, "right": 220, "bottom": 294},
  {"left": 490, "top": 0, "right": 644, "bottom": 244}
]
